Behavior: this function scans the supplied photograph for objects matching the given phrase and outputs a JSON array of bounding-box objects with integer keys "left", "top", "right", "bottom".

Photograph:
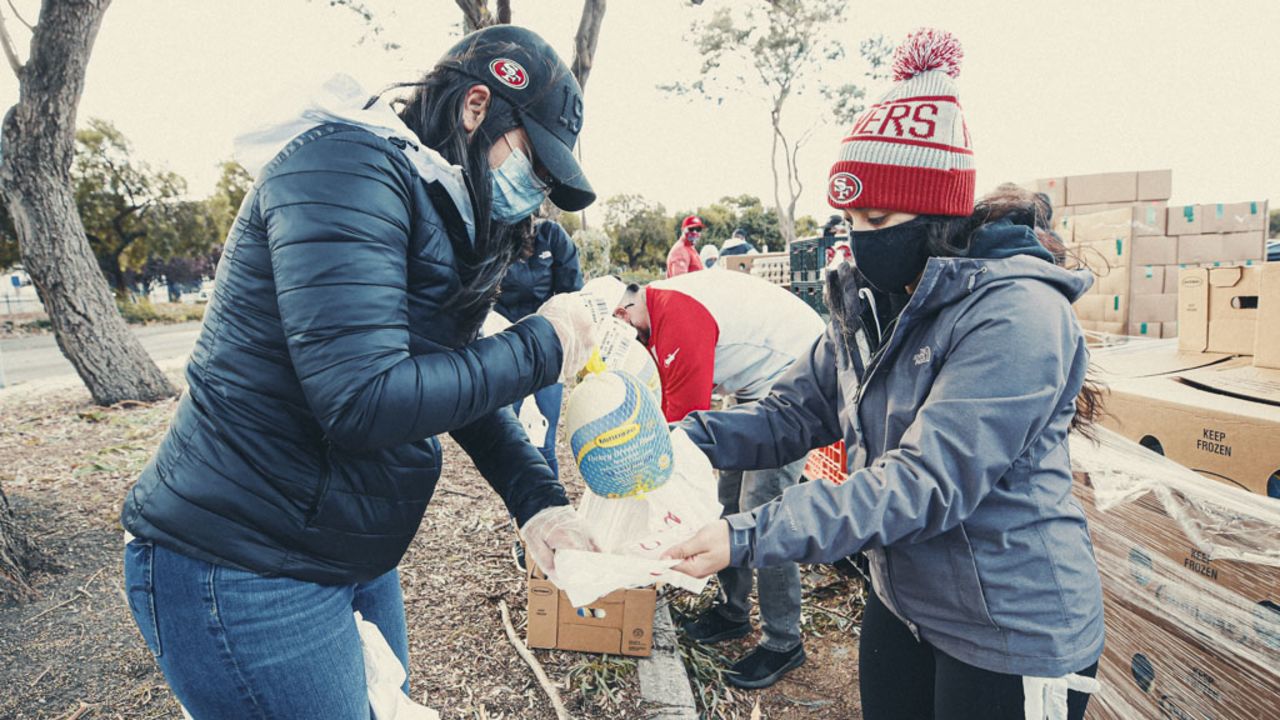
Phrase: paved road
[{"left": 0, "top": 321, "right": 202, "bottom": 387}]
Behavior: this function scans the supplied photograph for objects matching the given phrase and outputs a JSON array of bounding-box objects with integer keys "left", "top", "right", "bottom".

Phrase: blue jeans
[
  {"left": 123, "top": 539, "right": 408, "bottom": 719},
  {"left": 513, "top": 381, "right": 563, "bottom": 478},
  {"left": 716, "top": 456, "right": 807, "bottom": 652}
]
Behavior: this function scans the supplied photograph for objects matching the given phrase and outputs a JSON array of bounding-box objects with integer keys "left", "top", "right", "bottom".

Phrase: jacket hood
[
  {"left": 964, "top": 217, "right": 1055, "bottom": 263},
  {"left": 233, "top": 73, "right": 475, "bottom": 244}
]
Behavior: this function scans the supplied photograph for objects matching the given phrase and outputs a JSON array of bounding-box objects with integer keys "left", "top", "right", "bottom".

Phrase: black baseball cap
[{"left": 436, "top": 25, "right": 596, "bottom": 211}]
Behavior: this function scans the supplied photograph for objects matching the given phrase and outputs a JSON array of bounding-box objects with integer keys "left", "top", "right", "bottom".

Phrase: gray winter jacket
[{"left": 680, "top": 220, "right": 1105, "bottom": 676}]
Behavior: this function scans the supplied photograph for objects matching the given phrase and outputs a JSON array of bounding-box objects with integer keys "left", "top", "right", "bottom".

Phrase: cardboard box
[
  {"left": 1072, "top": 207, "right": 1133, "bottom": 246},
  {"left": 720, "top": 254, "right": 757, "bottom": 274},
  {"left": 1025, "top": 177, "right": 1066, "bottom": 208},
  {"left": 1130, "top": 236, "right": 1177, "bottom": 265},
  {"left": 1125, "top": 320, "right": 1162, "bottom": 337},
  {"left": 1177, "top": 265, "right": 1260, "bottom": 355},
  {"left": 1094, "top": 321, "right": 1126, "bottom": 335},
  {"left": 1070, "top": 202, "right": 1129, "bottom": 215},
  {"left": 1096, "top": 349, "right": 1280, "bottom": 496},
  {"left": 1256, "top": 263, "right": 1280, "bottom": 369},
  {"left": 1176, "top": 234, "right": 1224, "bottom": 265},
  {"left": 1066, "top": 171, "right": 1138, "bottom": 205},
  {"left": 1074, "top": 294, "right": 1106, "bottom": 321},
  {"left": 1072, "top": 474, "right": 1280, "bottom": 720},
  {"left": 1129, "top": 293, "right": 1178, "bottom": 322},
  {"left": 1074, "top": 477, "right": 1278, "bottom": 618},
  {"left": 1136, "top": 169, "right": 1173, "bottom": 201},
  {"left": 1130, "top": 201, "right": 1168, "bottom": 236},
  {"left": 1163, "top": 266, "right": 1183, "bottom": 294},
  {"left": 1052, "top": 209, "right": 1074, "bottom": 244},
  {"left": 1201, "top": 200, "right": 1268, "bottom": 233},
  {"left": 1166, "top": 205, "right": 1202, "bottom": 236},
  {"left": 1103, "top": 293, "right": 1128, "bottom": 324},
  {"left": 1130, "top": 264, "right": 1165, "bottom": 295},
  {"left": 526, "top": 560, "right": 656, "bottom": 657},
  {"left": 1094, "top": 265, "right": 1129, "bottom": 296},
  {"left": 1160, "top": 320, "right": 1177, "bottom": 338},
  {"left": 1219, "top": 231, "right": 1265, "bottom": 262}
]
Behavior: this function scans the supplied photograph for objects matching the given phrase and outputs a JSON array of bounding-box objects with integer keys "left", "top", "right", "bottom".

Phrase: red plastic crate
[{"left": 804, "top": 440, "right": 847, "bottom": 485}]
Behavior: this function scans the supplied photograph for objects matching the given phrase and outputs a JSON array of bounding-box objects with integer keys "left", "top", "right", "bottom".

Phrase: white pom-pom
[{"left": 891, "top": 27, "right": 963, "bottom": 82}]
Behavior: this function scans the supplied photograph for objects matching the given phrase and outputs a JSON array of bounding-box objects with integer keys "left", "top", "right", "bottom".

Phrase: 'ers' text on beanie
[{"left": 827, "top": 28, "right": 974, "bottom": 217}]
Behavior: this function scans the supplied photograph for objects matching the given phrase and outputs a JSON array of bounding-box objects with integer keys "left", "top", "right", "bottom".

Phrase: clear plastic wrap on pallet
[{"left": 1068, "top": 427, "right": 1280, "bottom": 719}]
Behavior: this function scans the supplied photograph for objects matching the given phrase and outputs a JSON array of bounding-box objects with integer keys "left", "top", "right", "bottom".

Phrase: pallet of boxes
[
  {"left": 1069, "top": 261, "right": 1280, "bottom": 718},
  {"left": 1025, "top": 170, "right": 1269, "bottom": 339}
]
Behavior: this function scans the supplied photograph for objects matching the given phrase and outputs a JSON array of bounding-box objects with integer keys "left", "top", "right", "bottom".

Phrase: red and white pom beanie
[{"left": 827, "top": 28, "right": 974, "bottom": 217}]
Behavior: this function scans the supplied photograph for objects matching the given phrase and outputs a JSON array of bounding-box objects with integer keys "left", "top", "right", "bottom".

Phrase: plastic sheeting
[
  {"left": 555, "top": 429, "right": 722, "bottom": 608},
  {"left": 1069, "top": 427, "right": 1279, "bottom": 719}
]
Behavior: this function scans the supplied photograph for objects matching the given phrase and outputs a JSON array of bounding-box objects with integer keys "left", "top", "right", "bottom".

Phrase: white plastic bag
[
  {"left": 355, "top": 611, "right": 440, "bottom": 720},
  {"left": 554, "top": 428, "right": 722, "bottom": 607}
]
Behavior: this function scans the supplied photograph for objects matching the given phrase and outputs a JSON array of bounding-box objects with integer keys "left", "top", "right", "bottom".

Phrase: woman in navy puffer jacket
[{"left": 120, "top": 26, "right": 598, "bottom": 717}]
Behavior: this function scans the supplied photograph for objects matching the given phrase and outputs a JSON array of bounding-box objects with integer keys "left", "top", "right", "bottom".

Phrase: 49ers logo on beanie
[
  {"left": 827, "top": 28, "right": 975, "bottom": 217},
  {"left": 828, "top": 172, "right": 863, "bottom": 205},
  {"left": 489, "top": 58, "right": 529, "bottom": 90}
]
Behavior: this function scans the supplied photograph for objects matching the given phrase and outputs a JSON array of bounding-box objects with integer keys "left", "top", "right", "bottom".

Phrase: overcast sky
[{"left": 2, "top": 0, "right": 1277, "bottom": 224}]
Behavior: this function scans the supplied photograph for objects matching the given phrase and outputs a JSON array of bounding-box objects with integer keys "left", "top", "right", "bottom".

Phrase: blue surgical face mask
[{"left": 489, "top": 144, "right": 549, "bottom": 224}]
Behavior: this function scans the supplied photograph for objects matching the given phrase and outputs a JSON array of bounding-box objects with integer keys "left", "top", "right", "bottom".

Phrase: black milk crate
[{"left": 789, "top": 280, "right": 828, "bottom": 317}]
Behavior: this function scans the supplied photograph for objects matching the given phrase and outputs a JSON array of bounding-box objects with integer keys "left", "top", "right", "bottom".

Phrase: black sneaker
[
  {"left": 512, "top": 539, "right": 527, "bottom": 573},
  {"left": 680, "top": 607, "right": 751, "bottom": 644},
  {"left": 725, "top": 645, "right": 806, "bottom": 689}
]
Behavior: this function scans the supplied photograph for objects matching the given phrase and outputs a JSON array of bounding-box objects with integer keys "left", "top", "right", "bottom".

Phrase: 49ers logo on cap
[
  {"left": 489, "top": 58, "right": 529, "bottom": 90},
  {"left": 828, "top": 172, "right": 863, "bottom": 205}
]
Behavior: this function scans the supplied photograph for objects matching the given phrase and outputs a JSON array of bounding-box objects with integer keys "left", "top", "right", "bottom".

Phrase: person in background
[
  {"left": 120, "top": 25, "right": 600, "bottom": 717},
  {"left": 495, "top": 216, "right": 583, "bottom": 476},
  {"left": 720, "top": 227, "right": 758, "bottom": 258},
  {"left": 699, "top": 242, "right": 720, "bottom": 269},
  {"left": 663, "top": 28, "right": 1104, "bottom": 720},
  {"left": 495, "top": 216, "right": 582, "bottom": 570},
  {"left": 607, "top": 270, "right": 825, "bottom": 689},
  {"left": 666, "top": 214, "right": 706, "bottom": 277}
]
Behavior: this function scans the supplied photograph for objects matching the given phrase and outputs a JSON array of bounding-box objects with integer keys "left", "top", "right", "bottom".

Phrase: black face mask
[{"left": 849, "top": 216, "right": 931, "bottom": 294}]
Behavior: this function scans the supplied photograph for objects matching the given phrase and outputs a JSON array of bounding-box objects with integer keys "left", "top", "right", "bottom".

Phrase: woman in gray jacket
[{"left": 665, "top": 29, "right": 1105, "bottom": 720}]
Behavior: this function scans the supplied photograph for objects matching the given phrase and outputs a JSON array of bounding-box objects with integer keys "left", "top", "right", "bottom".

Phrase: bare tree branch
[
  {"left": 0, "top": 5, "right": 24, "bottom": 78},
  {"left": 6, "top": 0, "right": 32, "bottom": 32},
  {"left": 455, "top": 0, "right": 493, "bottom": 33}
]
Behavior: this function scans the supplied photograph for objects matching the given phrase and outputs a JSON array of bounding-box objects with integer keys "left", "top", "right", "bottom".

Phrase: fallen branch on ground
[{"left": 498, "top": 599, "right": 569, "bottom": 720}]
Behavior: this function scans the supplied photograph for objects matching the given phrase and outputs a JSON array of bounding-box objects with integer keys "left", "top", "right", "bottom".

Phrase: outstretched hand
[
  {"left": 522, "top": 505, "right": 599, "bottom": 584},
  {"left": 661, "top": 519, "right": 731, "bottom": 578}
]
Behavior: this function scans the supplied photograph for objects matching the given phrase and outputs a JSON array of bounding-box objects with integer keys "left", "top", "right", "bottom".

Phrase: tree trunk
[
  {"left": 570, "top": 0, "right": 606, "bottom": 90},
  {"left": 0, "top": 0, "right": 174, "bottom": 406},
  {"left": 0, "top": 483, "right": 56, "bottom": 604}
]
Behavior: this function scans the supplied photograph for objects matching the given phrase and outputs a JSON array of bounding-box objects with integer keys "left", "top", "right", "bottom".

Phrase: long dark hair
[
  {"left": 915, "top": 184, "right": 1105, "bottom": 437},
  {"left": 395, "top": 64, "right": 524, "bottom": 338}
]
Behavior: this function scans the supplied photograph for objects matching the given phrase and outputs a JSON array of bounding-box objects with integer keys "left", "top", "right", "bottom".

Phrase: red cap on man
[{"left": 681, "top": 215, "right": 705, "bottom": 232}]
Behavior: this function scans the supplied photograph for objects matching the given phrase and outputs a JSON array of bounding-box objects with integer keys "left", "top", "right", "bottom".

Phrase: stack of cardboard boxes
[
  {"left": 1076, "top": 263, "right": 1280, "bottom": 717},
  {"left": 1025, "top": 170, "right": 1269, "bottom": 338}
]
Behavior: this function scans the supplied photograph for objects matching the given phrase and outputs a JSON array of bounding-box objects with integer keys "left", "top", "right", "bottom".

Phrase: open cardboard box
[
  {"left": 1093, "top": 342, "right": 1280, "bottom": 497},
  {"left": 1176, "top": 265, "right": 1260, "bottom": 356},
  {"left": 525, "top": 553, "right": 656, "bottom": 657}
]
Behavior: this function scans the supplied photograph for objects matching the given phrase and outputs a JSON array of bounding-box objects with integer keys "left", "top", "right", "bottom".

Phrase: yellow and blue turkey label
[{"left": 570, "top": 370, "right": 673, "bottom": 498}]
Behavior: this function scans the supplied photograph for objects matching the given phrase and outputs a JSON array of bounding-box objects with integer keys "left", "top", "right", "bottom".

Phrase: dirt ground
[{"left": 0, "top": 378, "right": 862, "bottom": 719}]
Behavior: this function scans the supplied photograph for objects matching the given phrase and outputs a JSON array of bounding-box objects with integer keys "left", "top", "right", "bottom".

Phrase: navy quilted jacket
[
  {"left": 494, "top": 220, "right": 583, "bottom": 322},
  {"left": 121, "top": 123, "right": 568, "bottom": 584}
]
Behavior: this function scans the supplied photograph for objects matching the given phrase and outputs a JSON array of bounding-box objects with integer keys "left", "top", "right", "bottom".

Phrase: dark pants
[
  {"left": 859, "top": 589, "right": 1097, "bottom": 720},
  {"left": 715, "top": 457, "right": 806, "bottom": 652}
]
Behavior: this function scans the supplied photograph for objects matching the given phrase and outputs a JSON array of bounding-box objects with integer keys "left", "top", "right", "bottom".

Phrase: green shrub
[{"left": 117, "top": 298, "right": 161, "bottom": 324}]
